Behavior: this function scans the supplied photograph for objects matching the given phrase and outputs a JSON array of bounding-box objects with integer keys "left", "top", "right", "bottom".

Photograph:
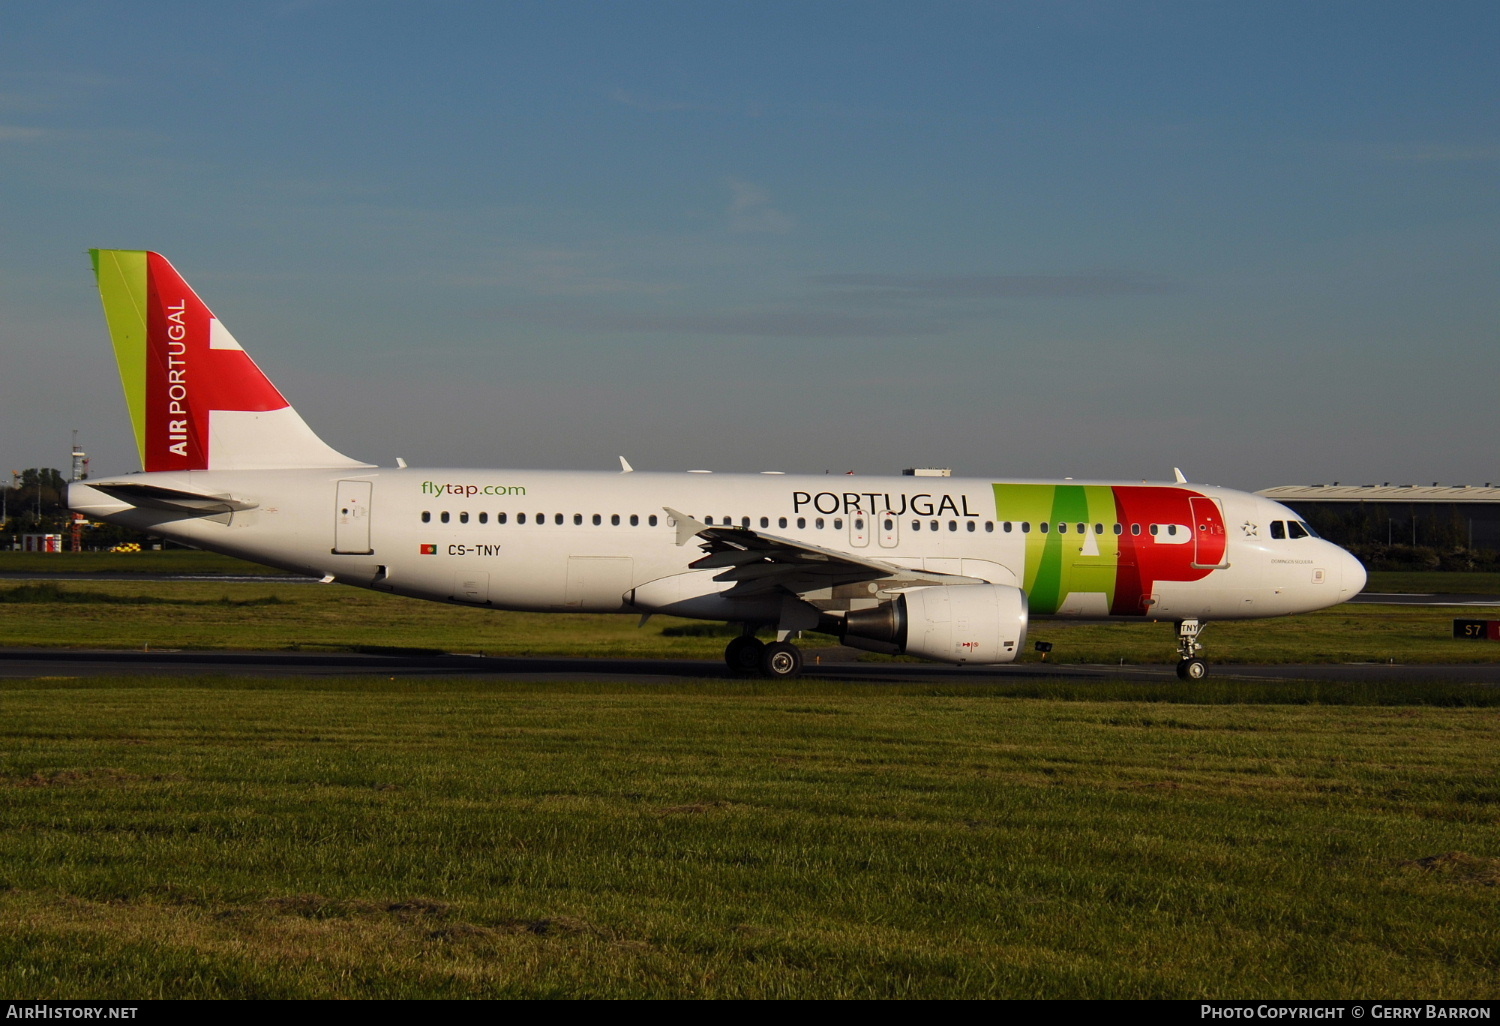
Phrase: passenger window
[
  {"left": 760, "top": 517, "right": 769, "bottom": 528},
  {"left": 948, "top": 521, "right": 958, "bottom": 532},
  {"left": 705, "top": 516, "right": 714, "bottom": 525},
  {"left": 1094, "top": 523, "right": 1103, "bottom": 534},
  {"left": 517, "top": 513, "right": 526, "bottom": 524},
  {"left": 985, "top": 522, "right": 993, "bottom": 533},
  {"left": 912, "top": 520, "right": 921, "bottom": 532},
  {"left": 834, "top": 518, "right": 843, "bottom": 530},
  {"left": 1077, "top": 523, "right": 1085, "bottom": 534},
  {"left": 742, "top": 517, "right": 750, "bottom": 528},
  {"left": 930, "top": 520, "right": 939, "bottom": 532},
  {"left": 1021, "top": 522, "right": 1030, "bottom": 533},
  {"left": 498, "top": 513, "right": 507, "bottom": 525},
  {"left": 1058, "top": 523, "right": 1068, "bottom": 534},
  {"left": 554, "top": 513, "right": 563, "bottom": 525},
  {"left": 778, "top": 517, "right": 788, "bottom": 528},
  {"left": 573, "top": 514, "right": 582, "bottom": 525},
  {"left": 478, "top": 512, "right": 488, "bottom": 524},
  {"left": 421, "top": 511, "right": 431, "bottom": 523},
  {"left": 1040, "top": 522, "right": 1049, "bottom": 534},
  {"left": 648, "top": 515, "right": 658, "bottom": 527},
  {"left": 440, "top": 511, "right": 450, "bottom": 524},
  {"left": 1003, "top": 521, "right": 1012, "bottom": 533},
  {"left": 797, "top": 517, "right": 806, "bottom": 529},
  {"left": 460, "top": 512, "right": 470, "bottom": 524},
  {"left": 1287, "top": 521, "right": 1309, "bottom": 539},
  {"left": 817, "top": 518, "right": 827, "bottom": 530},
  {"left": 966, "top": 521, "right": 975, "bottom": 532},
  {"left": 612, "top": 514, "right": 621, "bottom": 526},
  {"left": 1131, "top": 524, "right": 1141, "bottom": 535},
  {"left": 592, "top": 514, "right": 602, "bottom": 525},
  {"left": 854, "top": 518, "right": 864, "bottom": 531},
  {"left": 1113, "top": 524, "right": 1122, "bottom": 535},
  {"left": 1270, "top": 521, "right": 1286, "bottom": 539},
  {"left": 630, "top": 514, "right": 639, "bottom": 526},
  {"left": 1167, "top": 524, "right": 1177, "bottom": 536},
  {"left": 1150, "top": 524, "right": 1159, "bottom": 536},
  {"left": 883, "top": 518, "right": 893, "bottom": 531}
]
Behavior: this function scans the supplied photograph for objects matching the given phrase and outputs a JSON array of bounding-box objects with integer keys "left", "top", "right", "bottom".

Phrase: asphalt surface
[
  {"left": 0, "top": 572, "right": 313, "bottom": 583},
  {"left": 3, "top": 646, "right": 1498, "bottom": 684},
  {"left": 3, "top": 573, "right": 1497, "bottom": 683},
  {"left": 1352, "top": 592, "right": 1500, "bottom": 606}
]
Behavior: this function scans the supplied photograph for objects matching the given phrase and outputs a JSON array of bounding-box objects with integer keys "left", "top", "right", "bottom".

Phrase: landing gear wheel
[
  {"left": 1173, "top": 619, "right": 1208, "bottom": 681},
  {"left": 760, "top": 641, "right": 803, "bottom": 679},
  {"left": 1176, "top": 658, "right": 1208, "bottom": 681},
  {"left": 724, "top": 636, "right": 765, "bottom": 672}
]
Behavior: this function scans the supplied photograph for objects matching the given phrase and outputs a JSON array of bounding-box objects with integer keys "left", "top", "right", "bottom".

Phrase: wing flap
[{"left": 664, "top": 505, "right": 942, "bottom": 599}]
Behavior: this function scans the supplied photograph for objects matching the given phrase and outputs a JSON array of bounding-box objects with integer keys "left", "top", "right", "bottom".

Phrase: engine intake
[{"left": 835, "top": 584, "right": 1028, "bottom": 665}]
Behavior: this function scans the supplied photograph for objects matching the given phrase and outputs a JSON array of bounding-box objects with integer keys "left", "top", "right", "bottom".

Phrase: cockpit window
[
  {"left": 1287, "top": 520, "right": 1311, "bottom": 540},
  {"left": 1270, "top": 521, "right": 1286, "bottom": 540}
]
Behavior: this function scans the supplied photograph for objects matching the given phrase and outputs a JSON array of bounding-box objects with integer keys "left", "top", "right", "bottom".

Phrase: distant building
[{"left": 1256, "top": 484, "right": 1500, "bottom": 551}]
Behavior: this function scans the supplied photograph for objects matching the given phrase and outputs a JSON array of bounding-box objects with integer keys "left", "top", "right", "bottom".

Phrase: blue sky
[{"left": 3, "top": 1, "right": 1496, "bottom": 488}]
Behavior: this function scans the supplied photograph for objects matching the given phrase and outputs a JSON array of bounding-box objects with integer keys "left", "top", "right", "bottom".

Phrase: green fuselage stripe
[{"left": 994, "top": 484, "right": 1123, "bottom": 615}]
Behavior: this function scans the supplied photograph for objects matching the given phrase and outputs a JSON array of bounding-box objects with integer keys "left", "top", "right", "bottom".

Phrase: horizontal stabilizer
[{"left": 87, "top": 481, "right": 259, "bottom": 515}]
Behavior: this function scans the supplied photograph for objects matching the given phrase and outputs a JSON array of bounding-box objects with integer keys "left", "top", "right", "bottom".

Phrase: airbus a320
[{"left": 69, "top": 250, "right": 1367, "bottom": 679}]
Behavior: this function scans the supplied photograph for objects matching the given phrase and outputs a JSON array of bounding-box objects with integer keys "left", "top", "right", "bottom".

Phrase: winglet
[
  {"left": 619, "top": 456, "right": 634, "bottom": 473},
  {"left": 663, "top": 506, "right": 707, "bottom": 546},
  {"left": 1173, "top": 467, "right": 1188, "bottom": 483}
]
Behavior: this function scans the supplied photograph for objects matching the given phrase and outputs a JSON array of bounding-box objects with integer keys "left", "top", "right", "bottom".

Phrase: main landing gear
[
  {"left": 723, "top": 632, "right": 804, "bottom": 678},
  {"left": 1175, "top": 618, "right": 1208, "bottom": 681}
]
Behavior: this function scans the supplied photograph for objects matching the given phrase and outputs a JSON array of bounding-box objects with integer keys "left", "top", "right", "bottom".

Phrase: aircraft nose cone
[{"left": 1341, "top": 548, "right": 1367, "bottom": 597}]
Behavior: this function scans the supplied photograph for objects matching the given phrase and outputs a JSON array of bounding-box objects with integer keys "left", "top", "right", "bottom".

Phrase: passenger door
[{"left": 333, "top": 480, "right": 373, "bottom": 555}]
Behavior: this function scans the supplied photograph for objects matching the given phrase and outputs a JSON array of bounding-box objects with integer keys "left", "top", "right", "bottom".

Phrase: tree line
[{"left": 0, "top": 468, "right": 149, "bottom": 550}]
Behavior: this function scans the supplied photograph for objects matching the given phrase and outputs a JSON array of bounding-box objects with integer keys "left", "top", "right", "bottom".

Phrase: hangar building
[{"left": 1256, "top": 484, "right": 1500, "bottom": 552}]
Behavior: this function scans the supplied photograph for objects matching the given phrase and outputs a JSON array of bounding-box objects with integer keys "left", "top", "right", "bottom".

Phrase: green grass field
[
  {"left": 0, "top": 549, "right": 291, "bottom": 575},
  {"left": 3, "top": 561, "right": 1498, "bottom": 998},
  {"left": 1, "top": 676, "right": 1496, "bottom": 999}
]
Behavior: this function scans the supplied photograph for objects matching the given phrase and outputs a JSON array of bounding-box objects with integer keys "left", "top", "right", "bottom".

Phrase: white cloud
[
  {"left": 609, "top": 88, "right": 716, "bottom": 114},
  {"left": 1376, "top": 144, "right": 1500, "bottom": 163},
  {"left": 726, "top": 179, "right": 794, "bottom": 234},
  {"left": 809, "top": 271, "right": 1177, "bottom": 298}
]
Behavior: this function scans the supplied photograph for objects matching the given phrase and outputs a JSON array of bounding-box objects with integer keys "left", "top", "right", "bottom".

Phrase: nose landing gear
[{"left": 1175, "top": 619, "right": 1208, "bottom": 680}]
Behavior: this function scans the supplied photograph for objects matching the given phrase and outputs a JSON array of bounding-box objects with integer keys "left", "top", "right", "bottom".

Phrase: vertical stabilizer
[{"left": 89, "top": 250, "right": 371, "bottom": 472}]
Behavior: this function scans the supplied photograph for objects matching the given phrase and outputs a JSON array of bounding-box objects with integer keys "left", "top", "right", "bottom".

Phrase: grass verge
[{"left": 0, "top": 675, "right": 1495, "bottom": 998}]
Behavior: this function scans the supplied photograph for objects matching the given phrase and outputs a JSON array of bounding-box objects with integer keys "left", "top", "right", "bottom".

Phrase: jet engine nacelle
[{"left": 835, "top": 584, "right": 1028, "bottom": 665}]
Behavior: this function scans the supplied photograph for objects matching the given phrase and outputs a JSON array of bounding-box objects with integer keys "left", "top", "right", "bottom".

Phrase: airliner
[{"left": 69, "top": 250, "right": 1367, "bottom": 679}]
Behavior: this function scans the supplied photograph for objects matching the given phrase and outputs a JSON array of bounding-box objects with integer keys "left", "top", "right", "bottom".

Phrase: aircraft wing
[{"left": 665, "top": 506, "right": 949, "bottom": 598}]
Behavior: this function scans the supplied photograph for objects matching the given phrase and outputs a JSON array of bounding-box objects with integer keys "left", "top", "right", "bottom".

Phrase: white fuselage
[{"left": 70, "top": 467, "right": 1366, "bottom": 624}]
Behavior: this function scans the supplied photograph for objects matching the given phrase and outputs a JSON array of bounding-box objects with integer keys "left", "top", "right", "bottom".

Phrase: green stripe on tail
[{"left": 90, "top": 249, "right": 150, "bottom": 469}]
